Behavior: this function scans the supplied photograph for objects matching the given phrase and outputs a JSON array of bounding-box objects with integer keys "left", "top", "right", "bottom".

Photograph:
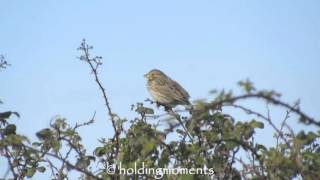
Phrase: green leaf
[
  {"left": 142, "top": 141, "right": 156, "bottom": 156},
  {"left": 256, "top": 144, "right": 267, "bottom": 151},
  {"left": 225, "top": 141, "right": 238, "bottom": 150},
  {"left": 6, "top": 134, "right": 26, "bottom": 145},
  {"left": 32, "top": 142, "right": 42, "bottom": 147},
  {"left": 4, "top": 124, "right": 16, "bottom": 135},
  {"left": 76, "top": 158, "right": 90, "bottom": 169},
  {"left": 53, "top": 118, "right": 68, "bottom": 129},
  {"left": 250, "top": 120, "right": 264, "bottom": 129},
  {"left": 159, "top": 149, "right": 170, "bottom": 167},
  {"left": 36, "top": 128, "right": 52, "bottom": 140},
  {"left": 37, "top": 166, "right": 46, "bottom": 173},
  {"left": 135, "top": 106, "right": 154, "bottom": 114},
  {"left": 51, "top": 140, "right": 61, "bottom": 152},
  {"left": 0, "top": 111, "right": 20, "bottom": 119},
  {"left": 94, "top": 147, "right": 106, "bottom": 157},
  {"left": 26, "top": 167, "right": 36, "bottom": 178},
  {"left": 238, "top": 79, "right": 256, "bottom": 93},
  {"left": 0, "top": 111, "right": 12, "bottom": 119}
]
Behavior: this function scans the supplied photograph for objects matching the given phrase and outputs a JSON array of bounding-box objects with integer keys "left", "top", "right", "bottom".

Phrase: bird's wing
[
  {"left": 148, "top": 77, "right": 190, "bottom": 105},
  {"left": 167, "top": 79, "right": 190, "bottom": 104},
  {"left": 147, "top": 82, "right": 175, "bottom": 105},
  {"left": 171, "top": 80, "right": 190, "bottom": 98}
]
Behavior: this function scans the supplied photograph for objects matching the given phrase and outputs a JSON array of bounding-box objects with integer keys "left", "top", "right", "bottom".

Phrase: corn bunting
[{"left": 144, "top": 69, "right": 191, "bottom": 109}]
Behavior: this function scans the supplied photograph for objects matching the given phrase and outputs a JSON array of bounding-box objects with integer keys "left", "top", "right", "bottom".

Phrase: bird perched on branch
[{"left": 144, "top": 69, "right": 191, "bottom": 111}]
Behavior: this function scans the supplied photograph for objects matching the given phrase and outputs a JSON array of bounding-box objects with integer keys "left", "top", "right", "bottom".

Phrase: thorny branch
[
  {"left": 167, "top": 110, "right": 194, "bottom": 143},
  {"left": 78, "top": 39, "right": 120, "bottom": 163},
  {"left": 1, "top": 41, "right": 319, "bottom": 179},
  {"left": 206, "top": 92, "right": 320, "bottom": 127},
  {"left": 229, "top": 104, "right": 291, "bottom": 148},
  {"left": 24, "top": 145, "right": 103, "bottom": 180}
]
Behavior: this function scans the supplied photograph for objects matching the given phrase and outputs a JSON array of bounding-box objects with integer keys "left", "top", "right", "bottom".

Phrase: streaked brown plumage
[{"left": 144, "top": 69, "right": 190, "bottom": 108}]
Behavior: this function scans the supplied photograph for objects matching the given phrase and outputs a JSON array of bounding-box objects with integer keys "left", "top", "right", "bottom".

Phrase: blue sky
[{"left": 1, "top": 0, "right": 320, "bottom": 177}]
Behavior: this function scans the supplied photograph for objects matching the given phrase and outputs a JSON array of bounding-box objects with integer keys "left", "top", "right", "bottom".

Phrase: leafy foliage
[{"left": 1, "top": 42, "right": 320, "bottom": 179}]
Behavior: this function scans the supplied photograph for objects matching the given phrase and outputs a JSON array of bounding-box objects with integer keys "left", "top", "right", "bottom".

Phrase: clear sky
[{"left": 1, "top": 0, "right": 320, "bottom": 177}]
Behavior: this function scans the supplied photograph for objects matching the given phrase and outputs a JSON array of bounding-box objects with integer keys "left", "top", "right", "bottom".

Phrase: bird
[{"left": 144, "top": 69, "right": 191, "bottom": 110}]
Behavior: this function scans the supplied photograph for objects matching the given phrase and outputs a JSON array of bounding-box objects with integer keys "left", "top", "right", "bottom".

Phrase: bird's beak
[{"left": 144, "top": 74, "right": 148, "bottom": 78}]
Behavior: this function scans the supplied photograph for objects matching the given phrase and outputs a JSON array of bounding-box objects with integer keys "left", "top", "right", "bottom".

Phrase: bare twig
[
  {"left": 58, "top": 145, "right": 73, "bottom": 178},
  {"left": 25, "top": 145, "right": 102, "bottom": 180},
  {"left": 0, "top": 133, "right": 18, "bottom": 179},
  {"left": 206, "top": 92, "right": 320, "bottom": 127},
  {"left": 167, "top": 110, "right": 194, "bottom": 143},
  {"left": 47, "top": 158, "right": 60, "bottom": 179},
  {"left": 78, "top": 39, "right": 120, "bottom": 162},
  {"left": 229, "top": 104, "right": 291, "bottom": 148},
  {"left": 0, "top": 55, "right": 10, "bottom": 70},
  {"left": 73, "top": 112, "right": 96, "bottom": 130}
]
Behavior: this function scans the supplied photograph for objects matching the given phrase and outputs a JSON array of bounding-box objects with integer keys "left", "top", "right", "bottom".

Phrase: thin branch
[
  {"left": 73, "top": 112, "right": 96, "bottom": 130},
  {"left": 167, "top": 110, "right": 194, "bottom": 143},
  {"left": 58, "top": 145, "right": 73, "bottom": 178},
  {"left": 25, "top": 145, "right": 102, "bottom": 180},
  {"left": 0, "top": 55, "right": 10, "bottom": 70},
  {"left": 3, "top": 148, "right": 18, "bottom": 179},
  {"left": 0, "top": 132, "right": 18, "bottom": 179},
  {"left": 78, "top": 39, "right": 120, "bottom": 162},
  {"left": 47, "top": 158, "right": 60, "bottom": 179},
  {"left": 206, "top": 92, "right": 320, "bottom": 127},
  {"left": 229, "top": 104, "right": 291, "bottom": 148}
]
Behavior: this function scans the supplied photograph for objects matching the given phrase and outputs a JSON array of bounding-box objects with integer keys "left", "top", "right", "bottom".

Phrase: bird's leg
[
  {"left": 164, "top": 106, "right": 173, "bottom": 112},
  {"left": 155, "top": 102, "right": 172, "bottom": 112},
  {"left": 156, "top": 102, "right": 162, "bottom": 108}
]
